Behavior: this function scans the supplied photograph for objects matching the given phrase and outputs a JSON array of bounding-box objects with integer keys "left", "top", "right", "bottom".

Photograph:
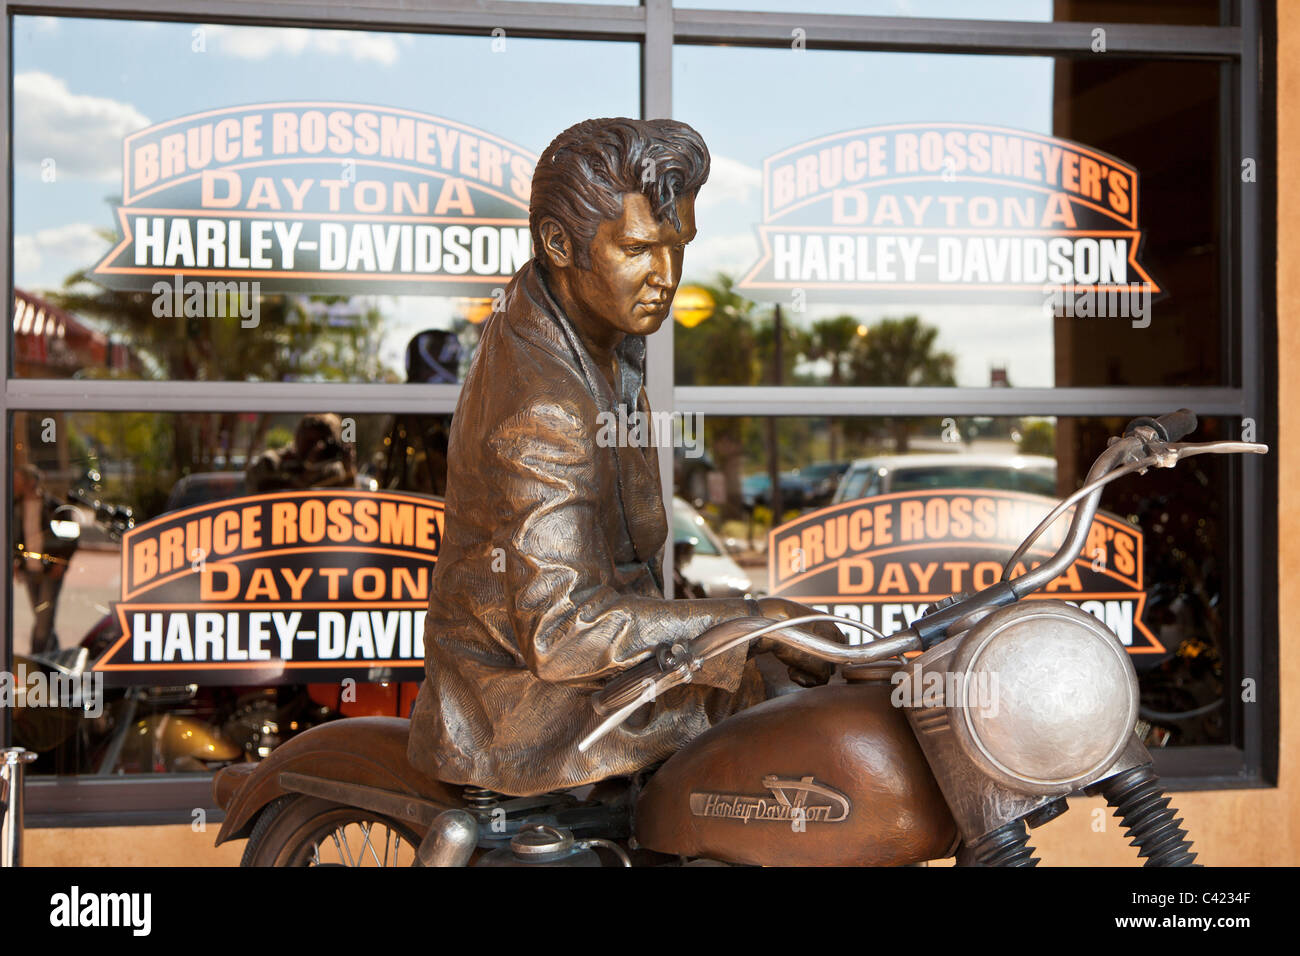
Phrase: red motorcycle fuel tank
[{"left": 634, "top": 678, "right": 958, "bottom": 866}]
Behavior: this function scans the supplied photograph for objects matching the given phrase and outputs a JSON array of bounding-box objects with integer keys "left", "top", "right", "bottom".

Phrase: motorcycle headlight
[{"left": 947, "top": 600, "right": 1138, "bottom": 794}]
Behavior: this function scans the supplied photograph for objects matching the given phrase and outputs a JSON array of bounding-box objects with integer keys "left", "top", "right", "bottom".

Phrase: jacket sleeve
[{"left": 487, "top": 396, "right": 751, "bottom": 690}]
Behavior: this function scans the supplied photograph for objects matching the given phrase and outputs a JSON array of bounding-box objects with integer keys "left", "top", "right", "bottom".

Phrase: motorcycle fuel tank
[{"left": 634, "top": 681, "right": 957, "bottom": 866}]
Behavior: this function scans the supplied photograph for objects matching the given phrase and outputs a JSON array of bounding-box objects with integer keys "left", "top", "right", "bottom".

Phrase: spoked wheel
[{"left": 241, "top": 794, "right": 423, "bottom": 867}]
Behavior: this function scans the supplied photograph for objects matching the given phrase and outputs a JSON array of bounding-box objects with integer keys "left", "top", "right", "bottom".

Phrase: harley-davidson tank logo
[{"left": 690, "top": 775, "right": 850, "bottom": 824}]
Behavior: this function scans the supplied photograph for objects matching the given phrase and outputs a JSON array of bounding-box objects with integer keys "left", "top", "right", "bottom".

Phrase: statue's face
[{"left": 571, "top": 191, "right": 696, "bottom": 338}]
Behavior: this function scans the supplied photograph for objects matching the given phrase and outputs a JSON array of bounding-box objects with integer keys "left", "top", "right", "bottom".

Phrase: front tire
[{"left": 241, "top": 794, "right": 422, "bottom": 867}]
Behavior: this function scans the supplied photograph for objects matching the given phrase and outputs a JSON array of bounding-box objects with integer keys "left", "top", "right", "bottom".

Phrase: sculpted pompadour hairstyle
[{"left": 529, "top": 118, "right": 710, "bottom": 270}]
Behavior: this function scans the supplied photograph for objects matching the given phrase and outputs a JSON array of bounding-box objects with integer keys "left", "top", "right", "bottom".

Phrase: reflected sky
[
  {"left": 12, "top": 16, "right": 638, "bottom": 379},
  {"left": 14, "top": 15, "right": 1115, "bottom": 388},
  {"left": 675, "top": 45, "right": 1056, "bottom": 387}
]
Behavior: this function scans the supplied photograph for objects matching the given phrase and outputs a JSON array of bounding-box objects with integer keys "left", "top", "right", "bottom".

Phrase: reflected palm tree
[{"left": 848, "top": 315, "right": 956, "bottom": 453}]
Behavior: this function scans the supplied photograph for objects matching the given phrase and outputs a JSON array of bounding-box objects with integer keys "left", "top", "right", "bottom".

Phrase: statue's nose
[{"left": 648, "top": 249, "right": 676, "bottom": 289}]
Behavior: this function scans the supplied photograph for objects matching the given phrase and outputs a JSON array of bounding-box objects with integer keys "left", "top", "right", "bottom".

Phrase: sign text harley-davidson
[{"left": 737, "top": 122, "right": 1159, "bottom": 303}]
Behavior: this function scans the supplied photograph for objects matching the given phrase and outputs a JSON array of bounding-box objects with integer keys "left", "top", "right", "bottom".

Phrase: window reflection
[
  {"left": 672, "top": 0, "right": 1221, "bottom": 25},
  {"left": 674, "top": 47, "right": 1223, "bottom": 388},
  {"left": 671, "top": 414, "right": 1234, "bottom": 750},
  {"left": 10, "top": 409, "right": 451, "bottom": 776},
  {"left": 12, "top": 16, "right": 637, "bottom": 383}
]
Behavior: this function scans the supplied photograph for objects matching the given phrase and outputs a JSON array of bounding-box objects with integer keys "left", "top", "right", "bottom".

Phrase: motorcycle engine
[{"left": 474, "top": 824, "right": 603, "bottom": 867}]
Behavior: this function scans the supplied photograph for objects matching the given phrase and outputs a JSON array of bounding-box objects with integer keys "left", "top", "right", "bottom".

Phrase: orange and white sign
[
  {"left": 768, "top": 488, "right": 1162, "bottom": 654},
  {"left": 94, "top": 489, "right": 442, "bottom": 684},
  {"left": 93, "top": 102, "right": 538, "bottom": 295},
  {"left": 739, "top": 123, "right": 1159, "bottom": 302}
]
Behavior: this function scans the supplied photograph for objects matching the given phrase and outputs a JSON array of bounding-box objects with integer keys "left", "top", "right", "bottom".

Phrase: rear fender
[{"left": 212, "top": 716, "right": 464, "bottom": 845}]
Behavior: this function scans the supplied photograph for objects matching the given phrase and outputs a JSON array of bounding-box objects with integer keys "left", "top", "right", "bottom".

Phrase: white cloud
[
  {"left": 14, "top": 222, "right": 111, "bottom": 290},
  {"left": 699, "top": 155, "right": 761, "bottom": 208},
  {"left": 203, "top": 24, "right": 403, "bottom": 66},
  {"left": 14, "top": 72, "right": 149, "bottom": 181}
]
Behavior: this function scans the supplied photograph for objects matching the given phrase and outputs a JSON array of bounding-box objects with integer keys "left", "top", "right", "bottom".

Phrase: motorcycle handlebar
[
  {"left": 589, "top": 615, "right": 914, "bottom": 719},
  {"left": 1003, "top": 419, "right": 1264, "bottom": 602},
  {"left": 579, "top": 616, "right": 923, "bottom": 751},
  {"left": 580, "top": 410, "right": 1268, "bottom": 752}
]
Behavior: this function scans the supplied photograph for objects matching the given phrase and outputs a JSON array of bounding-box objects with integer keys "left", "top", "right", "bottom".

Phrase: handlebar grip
[
  {"left": 1154, "top": 409, "right": 1198, "bottom": 442},
  {"left": 590, "top": 618, "right": 774, "bottom": 716},
  {"left": 1126, "top": 409, "right": 1198, "bottom": 443}
]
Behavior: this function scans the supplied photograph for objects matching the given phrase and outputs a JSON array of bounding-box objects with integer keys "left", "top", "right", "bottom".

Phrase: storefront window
[
  {"left": 674, "top": 47, "right": 1225, "bottom": 388},
  {"left": 10, "top": 408, "right": 451, "bottom": 776},
  {"left": 11, "top": 17, "right": 638, "bottom": 383},
  {"left": 3, "top": 4, "right": 1270, "bottom": 824},
  {"left": 671, "top": 412, "right": 1239, "bottom": 752}
]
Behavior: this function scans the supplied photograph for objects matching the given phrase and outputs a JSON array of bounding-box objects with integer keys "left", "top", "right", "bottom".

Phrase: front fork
[
  {"left": 941, "top": 738, "right": 1199, "bottom": 867},
  {"left": 1084, "top": 761, "right": 1200, "bottom": 867}
]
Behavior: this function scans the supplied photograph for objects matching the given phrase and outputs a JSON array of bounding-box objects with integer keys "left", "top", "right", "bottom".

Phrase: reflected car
[
  {"left": 164, "top": 471, "right": 248, "bottom": 512},
  {"left": 793, "top": 461, "right": 852, "bottom": 507},
  {"left": 672, "top": 496, "right": 760, "bottom": 598},
  {"left": 831, "top": 453, "right": 1057, "bottom": 505},
  {"left": 741, "top": 472, "right": 814, "bottom": 512}
]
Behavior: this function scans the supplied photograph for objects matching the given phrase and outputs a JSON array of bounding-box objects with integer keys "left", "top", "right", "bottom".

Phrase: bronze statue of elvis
[{"left": 407, "top": 118, "right": 838, "bottom": 796}]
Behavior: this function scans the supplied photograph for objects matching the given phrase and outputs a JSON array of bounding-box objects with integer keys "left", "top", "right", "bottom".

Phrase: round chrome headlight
[{"left": 948, "top": 600, "right": 1138, "bottom": 794}]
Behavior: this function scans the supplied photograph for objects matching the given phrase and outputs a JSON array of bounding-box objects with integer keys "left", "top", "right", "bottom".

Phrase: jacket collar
[{"left": 518, "top": 259, "right": 646, "bottom": 416}]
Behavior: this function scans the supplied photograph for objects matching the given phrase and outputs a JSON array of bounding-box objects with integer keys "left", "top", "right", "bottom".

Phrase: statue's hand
[{"left": 751, "top": 597, "right": 836, "bottom": 687}]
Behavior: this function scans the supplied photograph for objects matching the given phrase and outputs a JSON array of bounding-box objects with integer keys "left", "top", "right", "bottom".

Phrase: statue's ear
[{"left": 538, "top": 218, "right": 574, "bottom": 269}]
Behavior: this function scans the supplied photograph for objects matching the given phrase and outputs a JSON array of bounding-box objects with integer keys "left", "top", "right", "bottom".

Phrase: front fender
[{"left": 212, "top": 716, "right": 464, "bottom": 845}]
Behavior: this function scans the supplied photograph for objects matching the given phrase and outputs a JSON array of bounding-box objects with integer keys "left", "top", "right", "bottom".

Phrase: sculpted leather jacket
[{"left": 406, "top": 259, "right": 763, "bottom": 796}]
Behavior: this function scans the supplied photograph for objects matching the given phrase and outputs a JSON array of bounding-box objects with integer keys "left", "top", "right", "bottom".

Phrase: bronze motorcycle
[{"left": 211, "top": 410, "right": 1265, "bottom": 866}]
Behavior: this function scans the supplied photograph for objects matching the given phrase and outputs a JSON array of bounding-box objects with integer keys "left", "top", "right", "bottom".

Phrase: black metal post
[{"left": 767, "top": 303, "right": 784, "bottom": 522}]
